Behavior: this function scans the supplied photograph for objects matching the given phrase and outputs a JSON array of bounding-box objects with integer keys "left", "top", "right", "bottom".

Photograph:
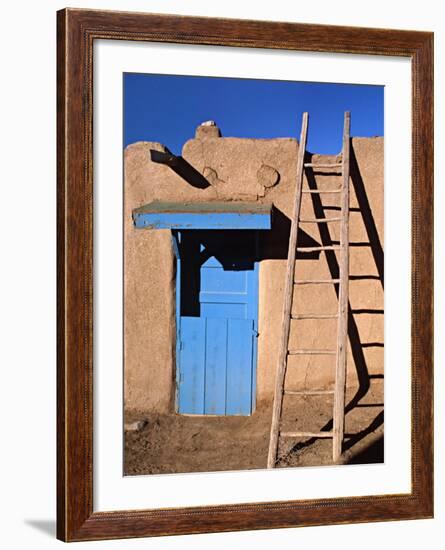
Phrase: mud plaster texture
[
  {"left": 125, "top": 381, "right": 383, "bottom": 474},
  {"left": 123, "top": 123, "right": 384, "bottom": 472}
]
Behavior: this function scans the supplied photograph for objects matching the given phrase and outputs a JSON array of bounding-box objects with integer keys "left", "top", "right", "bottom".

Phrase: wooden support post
[
  {"left": 333, "top": 111, "right": 351, "bottom": 462},
  {"left": 267, "top": 113, "right": 308, "bottom": 468}
]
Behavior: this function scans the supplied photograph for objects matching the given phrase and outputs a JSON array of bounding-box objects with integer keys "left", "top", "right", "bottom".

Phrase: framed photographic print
[{"left": 57, "top": 8, "right": 433, "bottom": 542}]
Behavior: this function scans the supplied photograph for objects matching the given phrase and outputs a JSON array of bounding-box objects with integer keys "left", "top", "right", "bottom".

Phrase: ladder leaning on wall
[{"left": 267, "top": 111, "right": 351, "bottom": 468}]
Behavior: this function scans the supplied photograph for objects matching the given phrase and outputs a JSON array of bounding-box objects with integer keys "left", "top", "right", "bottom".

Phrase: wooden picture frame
[{"left": 57, "top": 8, "right": 433, "bottom": 541}]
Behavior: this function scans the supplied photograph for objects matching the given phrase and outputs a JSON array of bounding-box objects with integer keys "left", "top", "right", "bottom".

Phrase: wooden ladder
[{"left": 267, "top": 111, "right": 351, "bottom": 467}]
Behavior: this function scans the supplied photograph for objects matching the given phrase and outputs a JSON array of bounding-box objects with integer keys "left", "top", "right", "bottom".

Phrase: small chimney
[{"left": 195, "top": 120, "right": 221, "bottom": 139}]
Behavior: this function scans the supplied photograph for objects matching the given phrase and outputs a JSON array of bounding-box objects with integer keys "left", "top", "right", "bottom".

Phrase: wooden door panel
[
  {"left": 204, "top": 318, "right": 228, "bottom": 414},
  {"left": 177, "top": 230, "right": 258, "bottom": 415},
  {"left": 178, "top": 317, "right": 206, "bottom": 414},
  {"left": 226, "top": 319, "right": 254, "bottom": 415}
]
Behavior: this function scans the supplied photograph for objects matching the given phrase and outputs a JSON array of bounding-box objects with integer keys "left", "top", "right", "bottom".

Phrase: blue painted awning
[{"left": 132, "top": 201, "right": 273, "bottom": 230}]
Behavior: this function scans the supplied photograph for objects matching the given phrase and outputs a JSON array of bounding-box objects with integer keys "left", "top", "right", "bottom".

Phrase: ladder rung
[
  {"left": 280, "top": 431, "right": 334, "bottom": 438},
  {"left": 304, "top": 163, "right": 342, "bottom": 169},
  {"left": 291, "top": 314, "right": 338, "bottom": 320},
  {"left": 284, "top": 390, "right": 335, "bottom": 396},
  {"left": 296, "top": 245, "right": 341, "bottom": 252},
  {"left": 294, "top": 279, "right": 340, "bottom": 285},
  {"left": 302, "top": 189, "right": 342, "bottom": 194},
  {"left": 288, "top": 349, "right": 336, "bottom": 355},
  {"left": 299, "top": 217, "right": 342, "bottom": 223}
]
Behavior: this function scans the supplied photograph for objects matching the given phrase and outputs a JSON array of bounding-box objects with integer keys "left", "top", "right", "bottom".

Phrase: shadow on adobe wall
[
  {"left": 285, "top": 142, "right": 384, "bottom": 461},
  {"left": 259, "top": 205, "right": 322, "bottom": 260},
  {"left": 346, "top": 435, "right": 384, "bottom": 465}
]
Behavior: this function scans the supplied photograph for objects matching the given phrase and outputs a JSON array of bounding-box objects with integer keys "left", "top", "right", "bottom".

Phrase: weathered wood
[
  {"left": 267, "top": 112, "right": 308, "bottom": 469},
  {"left": 133, "top": 200, "right": 272, "bottom": 230},
  {"left": 296, "top": 245, "right": 341, "bottom": 251},
  {"left": 302, "top": 189, "right": 342, "bottom": 194},
  {"left": 273, "top": 113, "right": 350, "bottom": 466},
  {"left": 288, "top": 349, "right": 337, "bottom": 355},
  {"left": 333, "top": 111, "right": 351, "bottom": 462},
  {"left": 304, "top": 163, "right": 342, "bottom": 169},
  {"left": 280, "top": 431, "right": 334, "bottom": 438},
  {"left": 299, "top": 217, "right": 342, "bottom": 222},
  {"left": 291, "top": 314, "right": 338, "bottom": 319},
  {"left": 294, "top": 279, "right": 340, "bottom": 284},
  {"left": 267, "top": 109, "right": 350, "bottom": 468}
]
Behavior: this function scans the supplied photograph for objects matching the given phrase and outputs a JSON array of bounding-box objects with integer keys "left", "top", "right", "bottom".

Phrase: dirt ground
[{"left": 124, "top": 379, "right": 383, "bottom": 475}]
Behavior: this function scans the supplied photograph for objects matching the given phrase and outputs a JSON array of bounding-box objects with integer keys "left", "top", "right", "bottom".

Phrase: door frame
[{"left": 172, "top": 229, "right": 259, "bottom": 415}]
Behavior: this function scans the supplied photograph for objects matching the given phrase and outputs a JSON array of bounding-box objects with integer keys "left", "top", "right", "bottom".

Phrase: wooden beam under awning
[{"left": 132, "top": 201, "right": 273, "bottom": 230}]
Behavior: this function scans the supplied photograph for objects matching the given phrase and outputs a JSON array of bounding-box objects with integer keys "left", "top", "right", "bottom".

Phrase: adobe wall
[{"left": 124, "top": 123, "right": 384, "bottom": 414}]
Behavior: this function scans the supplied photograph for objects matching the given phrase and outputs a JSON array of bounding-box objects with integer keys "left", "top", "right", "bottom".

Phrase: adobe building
[{"left": 124, "top": 121, "right": 383, "bottom": 417}]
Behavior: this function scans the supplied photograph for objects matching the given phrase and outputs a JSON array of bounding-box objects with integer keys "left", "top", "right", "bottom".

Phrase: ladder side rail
[
  {"left": 333, "top": 111, "right": 351, "bottom": 462},
  {"left": 267, "top": 112, "right": 309, "bottom": 468}
]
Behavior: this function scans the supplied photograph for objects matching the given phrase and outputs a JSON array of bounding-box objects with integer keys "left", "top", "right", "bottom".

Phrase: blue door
[{"left": 175, "top": 231, "right": 258, "bottom": 415}]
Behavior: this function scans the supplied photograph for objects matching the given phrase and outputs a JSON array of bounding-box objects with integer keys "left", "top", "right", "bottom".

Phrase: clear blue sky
[{"left": 124, "top": 73, "right": 383, "bottom": 155}]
